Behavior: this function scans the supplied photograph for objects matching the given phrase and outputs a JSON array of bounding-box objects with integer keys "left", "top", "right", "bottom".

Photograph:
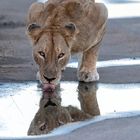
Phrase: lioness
[{"left": 27, "top": 0, "right": 108, "bottom": 90}]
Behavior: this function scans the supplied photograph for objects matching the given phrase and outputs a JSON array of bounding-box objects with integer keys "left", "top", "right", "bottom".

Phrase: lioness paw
[{"left": 78, "top": 71, "right": 99, "bottom": 82}]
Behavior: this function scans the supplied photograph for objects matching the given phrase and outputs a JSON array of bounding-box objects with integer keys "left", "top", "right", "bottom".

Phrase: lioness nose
[{"left": 43, "top": 75, "right": 56, "bottom": 83}]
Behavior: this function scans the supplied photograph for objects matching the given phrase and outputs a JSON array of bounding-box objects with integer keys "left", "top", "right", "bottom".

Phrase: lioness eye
[
  {"left": 58, "top": 53, "right": 65, "bottom": 59},
  {"left": 38, "top": 51, "right": 45, "bottom": 58}
]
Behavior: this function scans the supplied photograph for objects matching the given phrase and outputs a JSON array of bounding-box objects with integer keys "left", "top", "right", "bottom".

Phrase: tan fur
[{"left": 26, "top": 0, "right": 108, "bottom": 85}]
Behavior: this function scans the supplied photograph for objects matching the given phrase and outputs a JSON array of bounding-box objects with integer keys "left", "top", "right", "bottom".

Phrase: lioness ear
[
  {"left": 28, "top": 23, "right": 41, "bottom": 32},
  {"left": 65, "top": 23, "right": 79, "bottom": 35},
  {"left": 65, "top": 23, "right": 76, "bottom": 32},
  {"left": 65, "top": 23, "right": 79, "bottom": 36},
  {"left": 27, "top": 23, "right": 42, "bottom": 44},
  {"left": 65, "top": 2, "right": 83, "bottom": 19}
]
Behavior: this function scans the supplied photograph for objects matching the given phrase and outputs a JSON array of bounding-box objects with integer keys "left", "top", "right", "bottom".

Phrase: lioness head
[{"left": 27, "top": 2, "right": 80, "bottom": 86}]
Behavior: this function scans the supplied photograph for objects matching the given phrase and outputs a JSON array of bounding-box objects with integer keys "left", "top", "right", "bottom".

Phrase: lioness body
[{"left": 27, "top": 0, "right": 108, "bottom": 86}]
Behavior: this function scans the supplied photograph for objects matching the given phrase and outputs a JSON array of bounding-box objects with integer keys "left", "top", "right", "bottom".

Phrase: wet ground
[{"left": 1, "top": 81, "right": 140, "bottom": 137}]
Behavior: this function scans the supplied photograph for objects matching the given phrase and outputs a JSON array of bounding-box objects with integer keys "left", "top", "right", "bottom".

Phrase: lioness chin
[{"left": 26, "top": 0, "right": 108, "bottom": 90}]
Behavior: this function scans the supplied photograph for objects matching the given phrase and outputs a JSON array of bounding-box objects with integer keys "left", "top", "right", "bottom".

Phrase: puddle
[{"left": 0, "top": 81, "right": 140, "bottom": 138}]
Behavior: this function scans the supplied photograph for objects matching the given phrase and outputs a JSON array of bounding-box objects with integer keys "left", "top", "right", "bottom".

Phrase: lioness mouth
[
  {"left": 44, "top": 99, "right": 57, "bottom": 108},
  {"left": 43, "top": 84, "right": 55, "bottom": 94},
  {"left": 44, "top": 87, "right": 54, "bottom": 93}
]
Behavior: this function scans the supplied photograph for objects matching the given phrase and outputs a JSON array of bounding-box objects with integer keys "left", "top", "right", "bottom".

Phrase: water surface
[{"left": 0, "top": 81, "right": 140, "bottom": 137}]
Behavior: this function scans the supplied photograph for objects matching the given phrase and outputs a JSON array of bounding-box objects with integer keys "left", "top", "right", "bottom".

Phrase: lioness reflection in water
[{"left": 28, "top": 82, "right": 100, "bottom": 135}]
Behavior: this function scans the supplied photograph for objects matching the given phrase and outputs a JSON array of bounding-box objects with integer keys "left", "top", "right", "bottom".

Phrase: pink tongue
[{"left": 43, "top": 84, "right": 55, "bottom": 93}]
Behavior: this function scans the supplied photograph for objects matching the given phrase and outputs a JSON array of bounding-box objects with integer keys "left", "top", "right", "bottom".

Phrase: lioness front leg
[{"left": 78, "top": 43, "right": 100, "bottom": 82}]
